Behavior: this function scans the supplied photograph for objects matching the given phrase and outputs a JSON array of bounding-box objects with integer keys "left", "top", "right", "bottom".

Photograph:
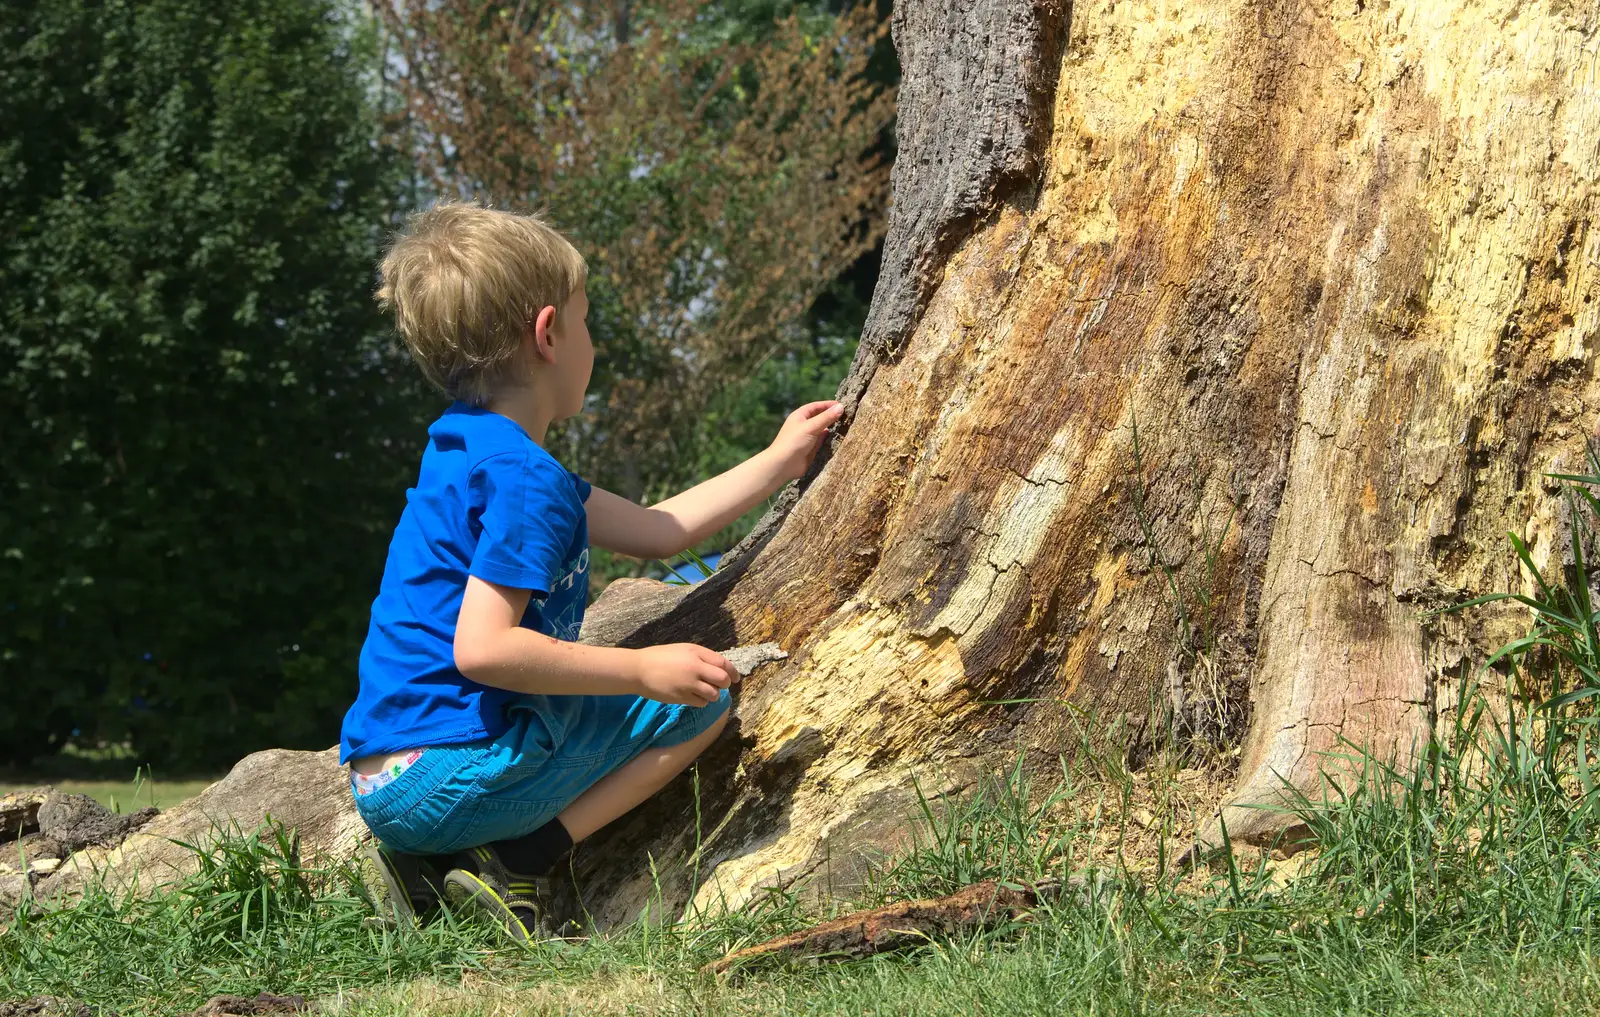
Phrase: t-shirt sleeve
[{"left": 469, "top": 452, "right": 585, "bottom": 596}]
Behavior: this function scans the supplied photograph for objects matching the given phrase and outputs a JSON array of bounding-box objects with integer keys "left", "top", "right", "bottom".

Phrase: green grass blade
[
  {"left": 1509, "top": 532, "right": 1558, "bottom": 604},
  {"left": 1540, "top": 686, "right": 1600, "bottom": 711},
  {"left": 1564, "top": 488, "right": 1600, "bottom": 676},
  {"left": 658, "top": 560, "right": 695, "bottom": 585},
  {"left": 681, "top": 546, "right": 714, "bottom": 575}
]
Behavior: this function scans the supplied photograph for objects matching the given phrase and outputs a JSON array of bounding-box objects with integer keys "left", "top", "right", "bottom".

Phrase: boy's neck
[{"left": 484, "top": 387, "right": 553, "bottom": 446}]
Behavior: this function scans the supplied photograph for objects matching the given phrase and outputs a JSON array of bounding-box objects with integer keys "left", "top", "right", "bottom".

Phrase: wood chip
[{"left": 702, "top": 880, "right": 1041, "bottom": 975}]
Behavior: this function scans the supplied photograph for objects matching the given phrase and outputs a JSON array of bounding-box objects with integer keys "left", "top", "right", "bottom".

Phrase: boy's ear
[{"left": 531, "top": 305, "right": 558, "bottom": 364}]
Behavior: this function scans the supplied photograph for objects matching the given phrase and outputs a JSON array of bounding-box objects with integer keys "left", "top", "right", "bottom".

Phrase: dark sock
[{"left": 492, "top": 818, "right": 573, "bottom": 877}]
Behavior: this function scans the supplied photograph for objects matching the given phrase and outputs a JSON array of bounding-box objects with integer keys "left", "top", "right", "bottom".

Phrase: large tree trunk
[{"left": 571, "top": 0, "right": 1600, "bottom": 926}]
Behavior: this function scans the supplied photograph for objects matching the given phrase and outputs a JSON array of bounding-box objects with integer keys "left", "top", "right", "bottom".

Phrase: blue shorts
[{"left": 353, "top": 690, "right": 730, "bottom": 855}]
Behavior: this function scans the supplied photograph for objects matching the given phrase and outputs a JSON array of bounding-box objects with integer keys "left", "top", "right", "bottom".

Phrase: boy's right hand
[{"left": 634, "top": 643, "right": 739, "bottom": 706}]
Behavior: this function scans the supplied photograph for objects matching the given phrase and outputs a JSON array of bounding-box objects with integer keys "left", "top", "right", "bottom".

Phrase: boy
[{"left": 340, "top": 202, "right": 842, "bottom": 939}]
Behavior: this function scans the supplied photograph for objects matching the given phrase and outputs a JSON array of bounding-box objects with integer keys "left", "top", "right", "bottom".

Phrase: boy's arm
[
  {"left": 586, "top": 400, "right": 844, "bottom": 560},
  {"left": 454, "top": 575, "right": 738, "bottom": 704}
]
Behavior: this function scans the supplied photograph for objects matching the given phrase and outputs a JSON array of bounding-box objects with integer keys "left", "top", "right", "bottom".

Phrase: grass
[{"left": 5, "top": 700, "right": 1600, "bottom": 1017}]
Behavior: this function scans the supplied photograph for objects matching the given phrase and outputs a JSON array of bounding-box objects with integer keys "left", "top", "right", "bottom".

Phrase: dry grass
[{"left": 332, "top": 970, "right": 689, "bottom": 1017}]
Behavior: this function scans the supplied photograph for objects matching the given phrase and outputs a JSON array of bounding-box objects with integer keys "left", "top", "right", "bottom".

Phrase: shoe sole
[
  {"left": 358, "top": 844, "right": 418, "bottom": 928},
  {"left": 442, "top": 869, "right": 533, "bottom": 943}
]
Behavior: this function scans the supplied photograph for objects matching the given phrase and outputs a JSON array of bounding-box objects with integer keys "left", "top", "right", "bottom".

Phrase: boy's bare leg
[{"left": 556, "top": 711, "right": 729, "bottom": 842}]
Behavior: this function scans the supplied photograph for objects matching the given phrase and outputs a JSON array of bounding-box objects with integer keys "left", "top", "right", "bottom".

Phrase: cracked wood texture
[{"left": 568, "top": 0, "right": 1600, "bottom": 925}]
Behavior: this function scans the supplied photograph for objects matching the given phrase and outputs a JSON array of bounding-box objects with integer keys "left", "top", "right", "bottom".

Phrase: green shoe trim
[{"left": 443, "top": 868, "right": 538, "bottom": 942}]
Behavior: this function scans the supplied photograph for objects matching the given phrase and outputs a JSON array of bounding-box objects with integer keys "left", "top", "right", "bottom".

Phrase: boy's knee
[
  {"left": 672, "top": 693, "right": 729, "bottom": 753},
  {"left": 693, "top": 708, "right": 729, "bottom": 745},
  {"left": 689, "top": 706, "right": 730, "bottom": 750}
]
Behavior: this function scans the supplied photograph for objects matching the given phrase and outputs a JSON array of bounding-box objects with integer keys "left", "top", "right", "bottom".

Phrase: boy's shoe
[
  {"left": 357, "top": 842, "right": 444, "bottom": 928},
  {"left": 442, "top": 867, "right": 554, "bottom": 942},
  {"left": 443, "top": 843, "right": 556, "bottom": 941}
]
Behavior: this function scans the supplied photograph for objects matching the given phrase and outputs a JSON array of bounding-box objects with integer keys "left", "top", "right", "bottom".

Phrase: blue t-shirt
[{"left": 339, "top": 403, "right": 591, "bottom": 763}]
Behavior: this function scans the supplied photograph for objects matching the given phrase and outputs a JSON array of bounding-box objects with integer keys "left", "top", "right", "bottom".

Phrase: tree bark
[{"left": 570, "top": 0, "right": 1600, "bottom": 926}]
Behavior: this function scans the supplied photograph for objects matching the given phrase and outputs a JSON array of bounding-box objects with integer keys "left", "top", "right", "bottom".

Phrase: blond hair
[{"left": 377, "top": 202, "right": 588, "bottom": 406}]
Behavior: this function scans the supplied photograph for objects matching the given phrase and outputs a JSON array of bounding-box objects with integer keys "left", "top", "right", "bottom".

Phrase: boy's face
[{"left": 548, "top": 286, "right": 593, "bottom": 419}]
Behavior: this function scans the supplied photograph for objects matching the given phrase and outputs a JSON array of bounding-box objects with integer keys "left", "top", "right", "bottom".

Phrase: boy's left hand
[{"left": 767, "top": 401, "right": 845, "bottom": 482}]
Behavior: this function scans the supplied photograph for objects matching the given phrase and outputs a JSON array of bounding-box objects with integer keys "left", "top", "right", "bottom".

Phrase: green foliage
[
  {"left": 0, "top": 0, "right": 420, "bottom": 765},
  {"left": 687, "top": 278, "right": 866, "bottom": 486},
  {"left": 0, "top": 0, "right": 883, "bottom": 767},
  {"left": 1265, "top": 678, "right": 1600, "bottom": 953},
  {"left": 688, "top": 0, "right": 839, "bottom": 43}
]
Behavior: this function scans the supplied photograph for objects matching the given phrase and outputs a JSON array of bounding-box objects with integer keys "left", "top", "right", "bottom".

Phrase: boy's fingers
[
  {"left": 701, "top": 663, "right": 732, "bottom": 688},
  {"left": 793, "top": 400, "right": 842, "bottom": 420},
  {"left": 699, "top": 647, "right": 730, "bottom": 668},
  {"left": 698, "top": 648, "right": 740, "bottom": 684},
  {"left": 695, "top": 681, "right": 720, "bottom": 705},
  {"left": 812, "top": 405, "right": 845, "bottom": 430}
]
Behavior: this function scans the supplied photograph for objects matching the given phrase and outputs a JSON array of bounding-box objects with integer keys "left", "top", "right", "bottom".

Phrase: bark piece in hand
[{"left": 720, "top": 642, "right": 788, "bottom": 678}]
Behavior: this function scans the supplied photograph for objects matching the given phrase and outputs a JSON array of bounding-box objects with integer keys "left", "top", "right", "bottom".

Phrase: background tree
[
  {"left": 0, "top": 0, "right": 417, "bottom": 767},
  {"left": 380, "top": 0, "right": 895, "bottom": 520}
]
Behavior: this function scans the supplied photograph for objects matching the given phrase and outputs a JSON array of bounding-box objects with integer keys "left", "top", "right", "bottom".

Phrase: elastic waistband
[{"left": 352, "top": 739, "right": 481, "bottom": 824}]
